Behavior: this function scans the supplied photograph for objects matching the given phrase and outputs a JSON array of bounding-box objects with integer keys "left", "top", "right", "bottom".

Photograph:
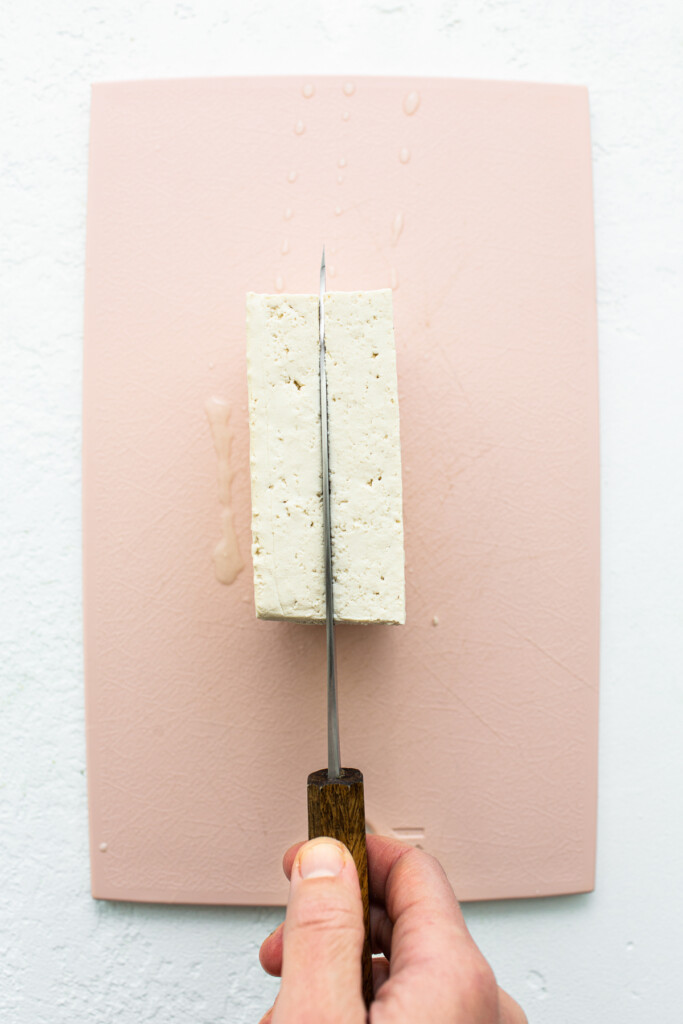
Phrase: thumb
[{"left": 273, "top": 837, "right": 367, "bottom": 1024}]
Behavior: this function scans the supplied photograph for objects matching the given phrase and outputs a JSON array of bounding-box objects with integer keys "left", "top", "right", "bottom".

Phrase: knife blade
[
  {"left": 319, "top": 246, "right": 342, "bottom": 780},
  {"left": 307, "top": 247, "right": 374, "bottom": 1006}
]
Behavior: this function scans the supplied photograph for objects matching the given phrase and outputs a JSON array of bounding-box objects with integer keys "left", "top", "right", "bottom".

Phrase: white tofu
[{"left": 246, "top": 290, "right": 405, "bottom": 624}]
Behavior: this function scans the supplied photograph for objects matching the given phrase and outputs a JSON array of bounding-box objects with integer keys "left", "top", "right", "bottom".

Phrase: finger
[
  {"left": 372, "top": 955, "right": 390, "bottom": 995},
  {"left": 366, "top": 834, "right": 469, "bottom": 945},
  {"left": 498, "top": 986, "right": 528, "bottom": 1024},
  {"left": 259, "top": 922, "right": 284, "bottom": 977},
  {"left": 370, "top": 902, "right": 393, "bottom": 958},
  {"left": 366, "top": 834, "right": 462, "bottom": 919},
  {"left": 365, "top": 836, "right": 488, "bottom": 1019},
  {"left": 262, "top": 832, "right": 343, "bottom": 980},
  {"left": 261, "top": 907, "right": 393, "bottom": 983},
  {"left": 258, "top": 992, "right": 280, "bottom": 1024},
  {"left": 282, "top": 841, "right": 305, "bottom": 880},
  {"left": 273, "top": 837, "right": 366, "bottom": 1024},
  {"left": 282, "top": 839, "right": 379, "bottom": 967}
]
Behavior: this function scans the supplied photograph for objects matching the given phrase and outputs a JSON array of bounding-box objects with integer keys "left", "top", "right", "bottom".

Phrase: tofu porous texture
[{"left": 246, "top": 289, "right": 405, "bottom": 625}]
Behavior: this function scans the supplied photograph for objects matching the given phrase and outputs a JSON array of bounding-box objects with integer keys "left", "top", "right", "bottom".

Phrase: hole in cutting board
[
  {"left": 390, "top": 827, "right": 425, "bottom": 849},
  {"left": 365, "top": 821, "right": 425, "bottom": 849}
]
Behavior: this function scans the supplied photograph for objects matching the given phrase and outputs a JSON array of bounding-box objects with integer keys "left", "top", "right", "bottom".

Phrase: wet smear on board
[{"left": 205, "top": 397, "right": 244, "bottom": 585}]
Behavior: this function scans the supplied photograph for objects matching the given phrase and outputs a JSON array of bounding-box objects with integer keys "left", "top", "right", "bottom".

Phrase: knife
[{"left": 307, "top": 247, "right": 374, "bottom": 1007}]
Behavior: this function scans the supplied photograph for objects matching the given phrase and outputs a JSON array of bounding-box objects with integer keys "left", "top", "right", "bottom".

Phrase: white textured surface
[{"left": 2, "top": 1, "right": 682, "bottom": 1021}]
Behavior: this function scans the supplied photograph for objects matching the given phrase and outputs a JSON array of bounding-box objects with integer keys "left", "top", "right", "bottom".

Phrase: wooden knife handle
[{"left": 307, "top": 767, "right": 373, "bottom": 1007}]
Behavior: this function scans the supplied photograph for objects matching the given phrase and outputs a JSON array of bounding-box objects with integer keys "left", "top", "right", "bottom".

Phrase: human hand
[{"left": 259, "top": 834, "right": 527, "bottom": 1023}]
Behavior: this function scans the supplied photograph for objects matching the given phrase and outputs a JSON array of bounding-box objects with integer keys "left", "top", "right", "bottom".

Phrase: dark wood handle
[{"left": 307, "top": 767, "right": 373, "bottom": 1007}]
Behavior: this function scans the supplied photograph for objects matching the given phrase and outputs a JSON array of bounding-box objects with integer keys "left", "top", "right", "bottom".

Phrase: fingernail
[{"left": 298, "top": 839, "right": 345, "bottom": 879}]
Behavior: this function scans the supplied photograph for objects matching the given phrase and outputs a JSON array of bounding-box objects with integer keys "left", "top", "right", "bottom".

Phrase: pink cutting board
[{"left": 83, "top": 76, "right": 599, "bottom": 903}]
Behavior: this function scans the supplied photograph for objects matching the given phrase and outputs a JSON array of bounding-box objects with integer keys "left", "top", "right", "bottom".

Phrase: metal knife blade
[{"left": 319, "top": 247, "right": 341, "bottom": 779}]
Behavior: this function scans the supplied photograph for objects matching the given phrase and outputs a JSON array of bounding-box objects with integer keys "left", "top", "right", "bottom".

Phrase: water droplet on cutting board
[
  {"left": 302, "top": 83, "right": 315, "bottom": 99},
  {"left": 99, "top": 842, "right": 108, "bottom": 852},
  {"left": 338, "top": 157, "right": 347, "bottom": 168},
  {"left": 334, "top": 205, "right": 342, "bottom": 216},
  {"left": 390, "top": 267, "right": 399, "bottom": 289},
  {"left": 287, "top": 170, "right": 297, "bottom": 183},
  {"left": 391, "top": 211, "right": 404, "bottom": 244},
  {"left": 343, "top": 81, "right": 356, "bottom": 96},
  {"left": 403, "top": 90, "right": 420, "bottom": 116},
  {"left": 281, "top": 239, "right": 290, "bottom": 255},
  {"left": 342, "top": 110, "right": 350, "bottom": 121},
  {"left": 337, "top": 173, "right": 344, "bottom": 184},
  {"left": 294, "top": 120, "right": 306, "bottom": 135},
  {"left": 284, "top": 207, "right": 293, "bottom": 220},
  {"left": 275, "top": 275, "right": 284, "bottom": 291},
  {"left": 399, "top": 146, "right": 411, "bottom": 164}
]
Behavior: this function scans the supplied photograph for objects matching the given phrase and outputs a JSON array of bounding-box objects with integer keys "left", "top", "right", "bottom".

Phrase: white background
[{"left": 2, "top": 1, "right": 682, "bottom": 1021}]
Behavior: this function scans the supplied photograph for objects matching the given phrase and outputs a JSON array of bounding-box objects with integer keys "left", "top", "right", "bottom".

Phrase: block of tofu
[{"left": 246, "top": 289, "right": 405, "bottom": 624}]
